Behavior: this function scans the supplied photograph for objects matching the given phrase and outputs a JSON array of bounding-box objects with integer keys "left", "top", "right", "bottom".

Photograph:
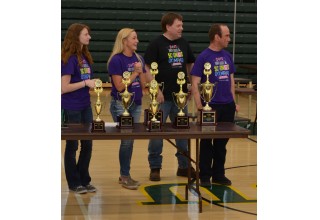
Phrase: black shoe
[
  {"left": 85, "top": 184, "right": 97, "bottom": 193},
  {"left": 176, "top": 167, "right": 196, "bottom": 178},
  {"left": 212, "top": 176, "right": 232, "bottom": 186},
  {"left": 149, "top": 168, "right": 161, "bottom": 181},
  {"left": 200, "top": 179, "right": 211, "bottom": 187},
  {"left": 69, "top": 186, "right": 87, "bottom": 194}
]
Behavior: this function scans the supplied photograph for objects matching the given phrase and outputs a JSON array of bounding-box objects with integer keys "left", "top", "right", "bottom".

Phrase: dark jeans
[
  {"left": 199, "top": 102, "right": 236, "bottom": 180},
  {"left": 63, "top": 106, "right": 93, "bottom": 188}
]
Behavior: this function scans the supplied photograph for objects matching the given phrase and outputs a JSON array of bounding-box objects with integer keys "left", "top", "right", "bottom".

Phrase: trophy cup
[
  {"left": 117, "top": 71, "right": 134, "bottom": 129},
  {"left": 198, "top": 62, "right": 217, "bottom": 126},
  {"left": 172, "top": 71, "right": 189, "bottom": 129},
  {"left": 91, "top": 79, "right": 106, "bottom": 132},
  {"left": 144, "top": 62, "right": 163, "bottom": 131}
]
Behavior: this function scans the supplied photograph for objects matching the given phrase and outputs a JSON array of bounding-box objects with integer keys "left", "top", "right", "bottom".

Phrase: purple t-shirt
[
  {"left": 190, "top": 48, "right": 235, "bottom": 104},
  {"left": 61, "top": 55, "right": 93, "bottom": 110},
  {"left": 108, "top": 53, "right": 146, "bottom": 105}
]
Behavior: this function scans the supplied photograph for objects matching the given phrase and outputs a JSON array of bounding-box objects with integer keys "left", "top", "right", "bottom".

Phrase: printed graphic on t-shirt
[
  {"left": 127, "top": 62, "right": 140, "bottom": 89},
  {"left": 213, "top": 57, "right": 230, "bottom": 81},
  {"left": 80, "top": 59, "right": 91, "bottom": 80},
  {"left": 167, "top": 45, "right": 184, "bottom": 68}
]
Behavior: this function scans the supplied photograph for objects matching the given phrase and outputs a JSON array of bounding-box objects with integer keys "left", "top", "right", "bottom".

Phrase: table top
[
  {"left": 238, "top": 64, "right": 257, "bottom": 72},
  {"left": 235, "top": 78, "right": 252, "bottom": 83},
  {"left": 235, "top": 88, "right": 257, "bottom": 95},
  {"left": 61, "top": 122, "right": 250, "bottom": 140}
]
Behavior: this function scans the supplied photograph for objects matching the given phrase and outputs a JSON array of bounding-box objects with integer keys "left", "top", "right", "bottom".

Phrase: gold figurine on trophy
[
  {"left": 91, "top": 79, "right": 105, "bottom": 132},
  {"left": 144, "top": 62, "right": 163, "bottom": 131},
  {"left": 198, "top": 62, "right": 217, "bottom": 126},
  {"left": 172, "top": 71, "right": 189, "bottom": 128},
  {"left": 117, "top": 71, "right": 134, "bottom": 128}
]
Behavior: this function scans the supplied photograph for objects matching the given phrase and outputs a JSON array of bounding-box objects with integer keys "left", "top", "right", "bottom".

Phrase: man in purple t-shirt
[{"left": 191, "top": 23, "right": 240, "bottom": 187}]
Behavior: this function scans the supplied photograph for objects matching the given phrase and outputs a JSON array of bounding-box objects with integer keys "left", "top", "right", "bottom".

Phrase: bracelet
[{"left": 83, "top": 80, "right": 86, "bottom": 87}]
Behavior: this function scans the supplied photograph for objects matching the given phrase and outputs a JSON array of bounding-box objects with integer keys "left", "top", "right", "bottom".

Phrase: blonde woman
[{"left": 107, "top": 28, "right": 146, "bottom": 190}]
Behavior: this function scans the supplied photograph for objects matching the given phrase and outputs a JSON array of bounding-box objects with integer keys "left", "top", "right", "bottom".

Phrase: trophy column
[
  {"left": 172, "top": 71, "right": 189, "bottom": 129},
  {"left": 117, "top": 71, "right": 134, "bottom": 129},
  {"left": 91, "top": 79, "right": 106, "bottom": 132},
  {"left": 198, "top": 62, "right": 217, "bottom": 126},
  {"left": 144, "top": 62, "right": 163, "bottom": 131}
]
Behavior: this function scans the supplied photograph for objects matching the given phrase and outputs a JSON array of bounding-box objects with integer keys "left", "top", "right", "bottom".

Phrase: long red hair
[{"left": 61, "top": 23, "right": 93, "bottom": 66}]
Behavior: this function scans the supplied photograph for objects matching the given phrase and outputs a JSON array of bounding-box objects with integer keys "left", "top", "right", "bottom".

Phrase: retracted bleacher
[{"left": 61, "top": 0, "right": 257, "bottom": 83}]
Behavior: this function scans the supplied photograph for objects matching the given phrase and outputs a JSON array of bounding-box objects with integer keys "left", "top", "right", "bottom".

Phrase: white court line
[
  {"left": 61, "top": 154, "right": 91, "bottom": 220},
  {"left": 74, "top": 194, "right": 91, "bottom": 220}
]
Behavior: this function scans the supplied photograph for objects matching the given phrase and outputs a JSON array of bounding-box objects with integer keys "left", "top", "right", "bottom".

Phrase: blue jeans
[
  {"left": 110, "top": 98, "right": 142, "bottom": 177},
  {"left": 63, "top": 106, "right": 93, "bottom": 188},
  {"left": 148, "top": 100, "right": 188, "bottom": 169}
]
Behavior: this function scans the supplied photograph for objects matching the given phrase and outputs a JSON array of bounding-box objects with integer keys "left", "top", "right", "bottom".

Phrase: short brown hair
[
  {"left": 208, "top": 23, "right": 226, "bottom": 42},
  {"left": 161, "top": 12, "right": 183, "bottom": 33}
]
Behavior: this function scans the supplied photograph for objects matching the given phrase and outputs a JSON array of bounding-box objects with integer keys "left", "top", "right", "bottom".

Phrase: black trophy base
[
  {"left": 144, "top": 109, "right": 163, "bottom": 125},
  {"left": 147, "top": 120, "right": 162, "bottom": 132},
  {"left": 117, "top": 115, "right": 134, "bottom": 129},
  {"left": 91, "top": 120, "right": 105, "bottom": 132},
  {"left": 173, "top": 116, "right": 190, "bottom": 129},
  {"left": 198, "top": 110, "right": 217, "bottom": 126}
]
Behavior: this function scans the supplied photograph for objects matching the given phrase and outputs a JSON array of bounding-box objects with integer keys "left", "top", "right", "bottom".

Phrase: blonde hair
[{"left": 107, "top": 28, "right": 139, "bottom": 69}]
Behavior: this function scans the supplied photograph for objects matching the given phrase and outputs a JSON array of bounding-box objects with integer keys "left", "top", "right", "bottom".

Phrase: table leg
[
  {"left": 196, "top": 138, "right": 202, "bottom": 213},
  {"left": 248, "top": 81, "right": 252, "bottom": 121}
]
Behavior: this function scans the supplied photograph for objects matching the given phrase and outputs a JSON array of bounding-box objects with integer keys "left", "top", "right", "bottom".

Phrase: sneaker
[
  {"left": 200, "top": 178, "right": 211, "bottom": 187},
  {"left": 69, "top": 186, "right": 87, "bottom": 194},
  {"left": 212, "top": 176, "right": 232, "bottom": 186},
  {"left": 120, "top": 177, "right": 139, "bottom": 190},
  {"left": 85, "top": 184, "right": 97, "bottom": 193},
  {"left": 176, "top": 167, "right": 197, "bottom": 178},
  {"left": 149, "top": 168, "right": 161, "bottom": 181},
  {"left": 118, "top": 176, "right": 141, "bottom": 186}
]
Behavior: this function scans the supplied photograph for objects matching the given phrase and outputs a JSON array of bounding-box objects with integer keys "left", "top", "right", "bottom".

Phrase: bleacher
[{"left": 61, "top": 0, "right": 257, "bottom": 83}]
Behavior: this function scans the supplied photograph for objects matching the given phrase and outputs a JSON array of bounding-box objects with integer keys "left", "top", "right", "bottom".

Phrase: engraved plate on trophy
[
  {"left": 91, "top": 79, "right": 106, "bottom": 132},
  {"left": 144, "top": 109, "right": 163, "bottom": 125},
  {"left": 198, "top": 62, "right": 217, "bottom": 126},
  {"left": 172, "top": 71, "right": 189, "bottom": 129},
  {"left": 144, "top": 62, "right": 162, "bottom": 131},
  {"left": 117, "top": 71, "right": 134, "bottom": 129}
]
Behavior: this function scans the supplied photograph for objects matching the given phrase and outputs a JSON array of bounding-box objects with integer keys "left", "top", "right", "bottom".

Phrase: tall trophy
[
  {"left": 91, "top": 79, "right": 106, "bottom": 132},
  {"left": 117, "top": 71, "right": 134, "bottom": 128},
  {"left": 144, "top": 62, "right": 163, "bottom": 131},
  {"left": 198, "top": 62, "right": 217, "bottom": 126},
  {"left": 172, "top": 71, "right": 189, "bottom": 129}
]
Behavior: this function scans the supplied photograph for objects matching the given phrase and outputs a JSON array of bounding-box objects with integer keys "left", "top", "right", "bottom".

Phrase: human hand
[
  {"left": 134, "top": 62, "right": 142, "bottom": 74},
  {"left": 235, "top": 104, "right": 240, "bottom": 112},
  {"left": 84, "top": 79, "right": 96, "bottom": 89}
]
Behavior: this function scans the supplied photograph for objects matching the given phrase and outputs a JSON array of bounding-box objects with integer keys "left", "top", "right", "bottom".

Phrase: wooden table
[
  {"left": 235, "top": 88, "right": 257, "bottom": 122},
  {"left": 61, "top": 122, "right": 250, "bottom": 213}
]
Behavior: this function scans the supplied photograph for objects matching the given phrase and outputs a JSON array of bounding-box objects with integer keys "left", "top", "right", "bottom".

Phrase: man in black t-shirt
[{"left": 144, "top": 12, "right": 196, "bottom": 181}]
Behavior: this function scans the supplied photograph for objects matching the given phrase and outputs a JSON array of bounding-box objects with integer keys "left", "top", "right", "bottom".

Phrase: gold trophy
[
  {"left": 172, "top": 71, "right": 189, "bottom": 128},
  {"left": 144, "top": 62, "right": 163, "bottom": 131},
  {"left": 198, "top": 62, "right": 217, "bottom": 126},
  {"left": 117, "top": 71, "right": 134, "bottom": 128},
  {"left": 91, "top": 79, "right": 106, "bottom": 132}
]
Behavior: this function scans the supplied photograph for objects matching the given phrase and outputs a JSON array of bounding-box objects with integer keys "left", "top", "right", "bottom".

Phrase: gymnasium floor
[{"left": 61, "top": 90, "right": 257, "bottom": 220}]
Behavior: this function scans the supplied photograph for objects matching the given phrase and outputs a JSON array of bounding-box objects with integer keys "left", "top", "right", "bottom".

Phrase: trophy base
[
  {"left": 144, "top": 109, "right": 163, "bottom": 125},
  {"left": 91, "top": 120, "right": 106, "bottom": 132},
  {"left": 173, "top": 116, "right": 190, "bottom": 129},
  {"left": 198, "top": 109, "right": 217, "bottom": 126},
  {"left": 147, "top": 120, "right": 162, "bottom": 132},
  {"left": 117, "top": 115, "right": 134, "bottom": 129}
]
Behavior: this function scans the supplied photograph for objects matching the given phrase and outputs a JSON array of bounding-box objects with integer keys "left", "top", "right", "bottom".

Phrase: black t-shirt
[{"left": 144, "top": 35, "right": 195, "bottom": 101}]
